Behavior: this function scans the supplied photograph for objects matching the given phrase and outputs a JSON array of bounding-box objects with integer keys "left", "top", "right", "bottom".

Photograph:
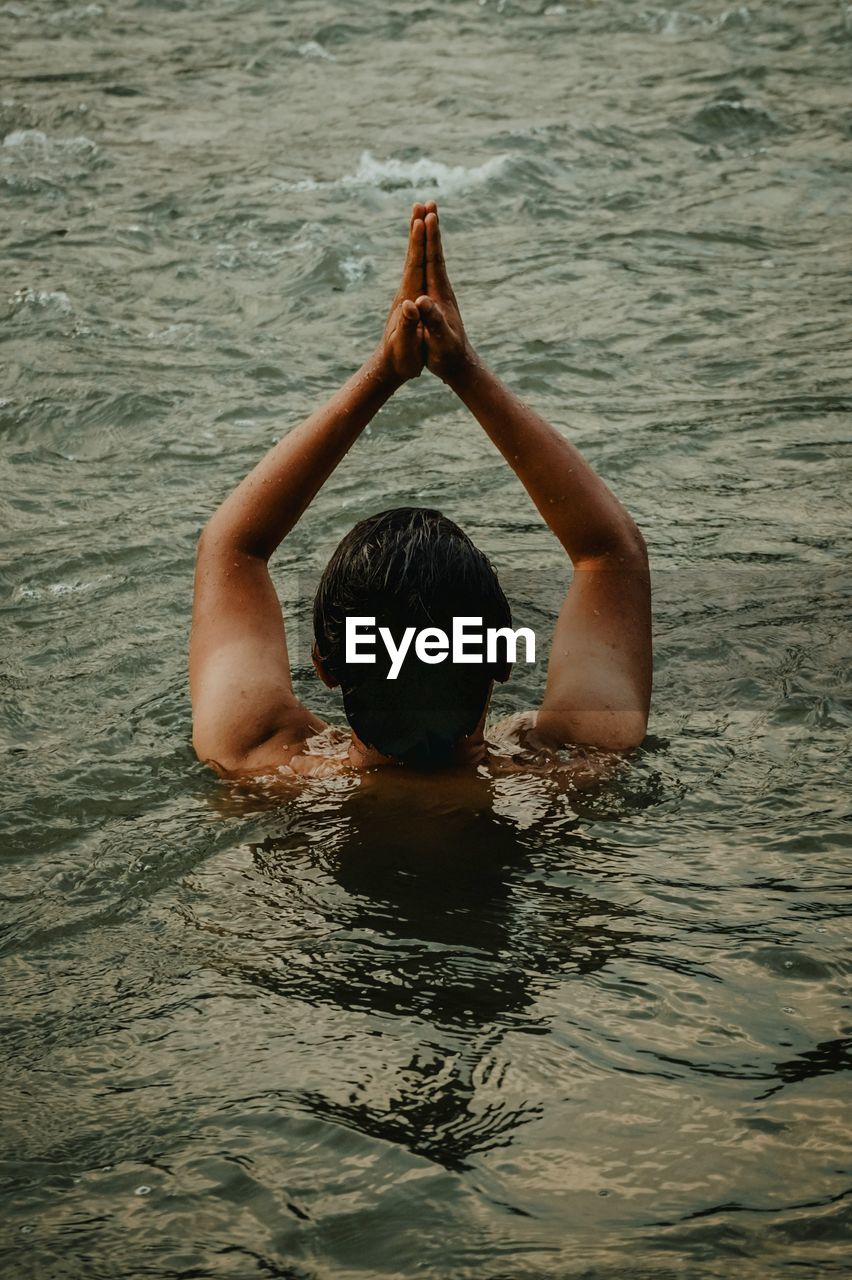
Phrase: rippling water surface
[{"left": 2, "top": 1, "right": 851, "bottom": 1276}]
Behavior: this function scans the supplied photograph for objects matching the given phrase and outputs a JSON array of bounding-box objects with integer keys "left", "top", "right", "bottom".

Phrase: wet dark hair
[{"left": 313, "top": 508, "right": 512, "bottom": 768}]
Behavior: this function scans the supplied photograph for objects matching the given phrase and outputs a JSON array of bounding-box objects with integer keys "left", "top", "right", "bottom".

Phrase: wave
[
  {"left": 2, "top": 129, "right": 98, "bottom": 156},
  {"left": 2, "top": 128, "right": 101, "bottom": 193},
  {"left": 298, "top": 40, "right": 335, "bottom": 62},
  {"left": 682, "top": 96, "right": 785, "bottom": 145},
  {"left": 10, "top": 287, "right": 72, "bottom": 314},
  {"left": 286, "top": 150, "right": 511, "bottom": 196},
  {"left": 16, "top": 574, "right": 113, "bottom": 602}
]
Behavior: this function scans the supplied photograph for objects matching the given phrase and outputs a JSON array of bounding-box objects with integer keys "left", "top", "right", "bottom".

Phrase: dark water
[{"left": 2, "top": 1, "right": 851, "bottom": 1276}]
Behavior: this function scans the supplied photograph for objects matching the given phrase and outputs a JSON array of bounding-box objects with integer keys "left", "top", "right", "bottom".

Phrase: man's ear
[{"left": 312, "top": 642, "right": 339, "bottom": 689}]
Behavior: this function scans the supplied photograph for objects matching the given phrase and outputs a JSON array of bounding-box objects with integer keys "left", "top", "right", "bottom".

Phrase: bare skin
[{"left": 189, "top": 202, "right": 651, "bottom": 782}]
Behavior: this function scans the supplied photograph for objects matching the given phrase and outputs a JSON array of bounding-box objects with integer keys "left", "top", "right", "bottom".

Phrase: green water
[{"left": 2, "top": 1, "right": 851, "bottom": 1276}]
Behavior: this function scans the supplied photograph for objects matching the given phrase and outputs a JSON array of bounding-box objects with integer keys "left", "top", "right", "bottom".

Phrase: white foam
[
  {"left": 48, "top": 3, "right": 104, "bottom": 22},
  {"left": 146, "top": 321, "right": 195, "bottom": 344},
  {"left": 17, "top": 575, "right": 111, "bottom": 602},
  {"left": 298, "top": 40, "right": 335, "bottom": 61},
  {"left": 4, "top": 129, "right": 46, "bottom": 149},
  {"left": 340, "top": 255, "right": 371, "bottom": 285},
  {"left": 288, "top": 150, "right": 510, "bottom": 196},
  {"left": 11, "top": 287, "right": 72, "bottom": 313},
  {"left": 2, "top": 129, "right": 98, "bottom": 156}
]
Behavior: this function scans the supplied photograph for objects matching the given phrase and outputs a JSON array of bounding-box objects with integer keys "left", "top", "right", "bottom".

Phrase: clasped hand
[{"left": 380, "top": 200, "right": 473, "bottom": 386}]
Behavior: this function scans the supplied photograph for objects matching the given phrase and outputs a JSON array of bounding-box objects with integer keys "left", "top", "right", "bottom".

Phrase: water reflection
[{"left": 197, "top": 771, "right": 651, "bottom": 1172}]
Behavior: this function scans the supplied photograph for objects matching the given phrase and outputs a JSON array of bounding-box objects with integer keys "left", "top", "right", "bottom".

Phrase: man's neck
[{"left": 346, "top": 728, "right": 488, "bottom": 770}]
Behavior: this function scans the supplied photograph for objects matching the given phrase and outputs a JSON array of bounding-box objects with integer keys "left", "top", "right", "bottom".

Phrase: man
[{"left": 190, "top": 201, "right": 651, "bottom": 779}]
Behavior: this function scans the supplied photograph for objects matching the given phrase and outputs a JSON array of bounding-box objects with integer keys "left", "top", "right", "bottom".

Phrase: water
[{"left": 2, "top": 1, "right": 851, "bottom": 1276}]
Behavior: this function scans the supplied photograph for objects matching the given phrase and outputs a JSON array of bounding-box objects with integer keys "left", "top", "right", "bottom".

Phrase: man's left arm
[{"left": 190, "top": 206, "right": 428, "bottom": 773}]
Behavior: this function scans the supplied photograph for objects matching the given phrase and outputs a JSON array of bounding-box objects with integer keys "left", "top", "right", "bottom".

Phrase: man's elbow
[
  {"left": 197, "top": 517, "right": 266, "bottom": 563},
  {"left": 196, "top": 515, "right": 231, "bottom": 558},
  {"left": 195, "top": 514, "right": 220, "bottom": 556},
  {"left": 578, "top": 517, "right": 648, "bottom": 569},
  {"left": 196, "top": 518, "right": 244, "bottom": 563},
  {"left": 620, "top": 518, "right": 648, "bottom": 566}
]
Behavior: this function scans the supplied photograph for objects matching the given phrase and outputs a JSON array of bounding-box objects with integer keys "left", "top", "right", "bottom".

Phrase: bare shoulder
[
  {"left": 204, "top": 720, "right": 354, "bottom": 781},
  {"left": 488, "top": 709, "right": 549, "bottom": 754},
  {"left": 486, "top": 709, "right": 623, "bottom": 787}
]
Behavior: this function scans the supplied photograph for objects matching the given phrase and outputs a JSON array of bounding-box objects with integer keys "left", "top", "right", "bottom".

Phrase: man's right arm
[{"left": 416, "top": 205, "right": 651, "bottom": 751}]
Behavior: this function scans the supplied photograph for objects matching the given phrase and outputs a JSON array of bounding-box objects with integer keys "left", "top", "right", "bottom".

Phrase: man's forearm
[
  {"left": 449, "top": 358, "right": 644, "bottom": 564},
  {"left": 202, "top": 351, "right": 400, "bottom": 561}
]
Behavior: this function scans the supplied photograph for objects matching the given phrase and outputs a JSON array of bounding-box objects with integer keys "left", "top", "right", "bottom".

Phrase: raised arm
[
  {"left": 416, "top": 204, "right": 651, "bottom": 751},
  {"left": 190, "top": 206, "right": 429, "bottom": 773}
]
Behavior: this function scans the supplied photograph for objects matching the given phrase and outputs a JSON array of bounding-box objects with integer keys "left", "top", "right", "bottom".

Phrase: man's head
[{"left": 313, "top": 508, "right": 512, "bottom": 767}]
